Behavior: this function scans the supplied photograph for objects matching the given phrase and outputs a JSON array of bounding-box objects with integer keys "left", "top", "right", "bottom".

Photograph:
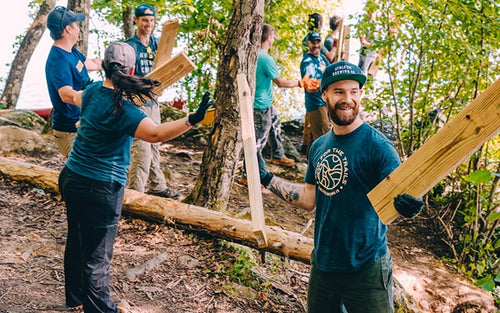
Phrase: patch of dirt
[{"left": 0, "top": 131, "right": 497, "bottom": 313}]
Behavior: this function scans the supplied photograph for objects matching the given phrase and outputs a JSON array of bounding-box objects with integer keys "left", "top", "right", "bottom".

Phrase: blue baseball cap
[
  {"left": 47, "top": 6, "right": 85, "bottom": 39},
  {"left": 321, "top": 61, "right": 367, "bottom": 91},
  {"left": 135, "top": 4, "right": 156, "bottom": 17},
  {"left": 307, "top": 31, "right": 322, "bottom": 42}
]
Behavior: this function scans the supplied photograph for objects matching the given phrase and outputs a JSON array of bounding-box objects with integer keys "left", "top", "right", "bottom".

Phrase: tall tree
[
  {"left": 187, "top": 0, "right": 264, "bottom": 210},
  {"left": 67, "top": 0, "right": 90, "bottom": 54},
  {"left": 0, "top": 0, "right": 55, "bottom": 109}
]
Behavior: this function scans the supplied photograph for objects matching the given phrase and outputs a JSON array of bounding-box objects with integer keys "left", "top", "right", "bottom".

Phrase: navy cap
[
  {"left": 307, "top": 31, "right": 322, "bottom": 42},
  {"left": 321, "top": 61, "right": 367, "bottom": 91},
  {"left": 47, "top": 6, "right": 85, "bottom": 39},
  {"left": 135, "top": 4, "right": 156, "bottom": 17}
]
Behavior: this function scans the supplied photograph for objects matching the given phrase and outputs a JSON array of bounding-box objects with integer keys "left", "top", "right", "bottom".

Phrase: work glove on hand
[
  {"left": 188, "top": 91, "right": 214, "bottom": 126},
  {"left": 394, "top": 194, "right": 423, "bottom": 218},
  {"left": 299, "top": 74, "right": 320, "bottom": 93}
]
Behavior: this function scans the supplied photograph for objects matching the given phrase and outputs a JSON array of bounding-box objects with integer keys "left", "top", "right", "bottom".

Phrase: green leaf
[
  {"left": 465, "top": 170, "right": 492, "bottom": 184},
  {"left": 476, "top": 275, "right": 495, "bottom": 291},
  {"left": 495, "top": 272, "right": 500, "bottom": 283},
  {"left": 487, "top": 212, "right": 500, "bottom": 222}
]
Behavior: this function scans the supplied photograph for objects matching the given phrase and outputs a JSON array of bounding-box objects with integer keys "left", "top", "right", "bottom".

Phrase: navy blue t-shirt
[
  {"left": 45, "top": 46, "right": 90, "bottom": 132},
  {"left": 66, "top": 82, "right": 147, "bottom": 186},
  {"left": 305, "top": 123, "right": 401, "bottom": 273}
]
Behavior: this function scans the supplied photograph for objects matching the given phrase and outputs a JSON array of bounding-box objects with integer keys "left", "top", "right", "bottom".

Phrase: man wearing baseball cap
[
  {"left": 45, "top": 6, "right": 102, "bottom": 158},
  {"left": 125, "top": 4, "right": 181, "bottom": 200},
  {"left": 265, "top": 61, "right": 423, "bottom": 313},
  {"left": 300, "top": 31, "right": 330, "bottom": 156}
]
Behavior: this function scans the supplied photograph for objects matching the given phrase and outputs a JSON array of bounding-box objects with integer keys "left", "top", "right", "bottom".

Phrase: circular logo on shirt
[{"left": 315, "top": 148, "right": 348, "bottom": 196}]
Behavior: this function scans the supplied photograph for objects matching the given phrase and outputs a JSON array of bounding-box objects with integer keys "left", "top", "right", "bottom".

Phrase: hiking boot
[
  {"left": 148, "top": 187, "right": 180, "bottom": 200},
  {"left": 270, "top": 156, "right": 296, "bottom": 167}
]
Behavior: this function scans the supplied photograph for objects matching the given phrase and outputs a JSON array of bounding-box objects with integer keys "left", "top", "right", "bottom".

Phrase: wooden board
[
  {"left": 146, "top": 52, "right": 195, "bottom": 96},
  {"left": 152, "top": 20, "right": 179, "bottom": 70},
  {"left": 341, "top": 24, "right": 350, "bottom": 62},
  {"left": 368, "top": 78, "right": 500, "bottom": 224},
  {"left": 237, "top": 73, "right": 267, "bottom": 248}
]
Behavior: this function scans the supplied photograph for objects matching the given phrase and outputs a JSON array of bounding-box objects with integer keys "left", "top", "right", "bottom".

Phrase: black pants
[{"left": 59, "top": 166, "right": 123, "bottom": 313}]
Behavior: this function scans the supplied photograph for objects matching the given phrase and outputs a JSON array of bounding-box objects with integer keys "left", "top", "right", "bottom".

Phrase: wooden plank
[
  {"left": 237, "top": 73, "right": 268, "bottom": 248},
  {"left": 336, "top": 19, "right": 344, "bottom": 62},
  {"left": 152, "top": 20, "right": 179, "bottom": 70},
  {"left": 368, "top": 78, "right": 500, "bottom": 224},
  {"left": 146, "top": 52, "right": 195, "bottom": 96},
  {"left": 341, "top": 25, "right": 350, "bottom": 62}
]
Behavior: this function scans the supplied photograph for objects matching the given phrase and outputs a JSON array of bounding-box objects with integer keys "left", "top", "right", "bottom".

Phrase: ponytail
[{"left": 103, "top": 63, "right": 161, "bottom": 114}]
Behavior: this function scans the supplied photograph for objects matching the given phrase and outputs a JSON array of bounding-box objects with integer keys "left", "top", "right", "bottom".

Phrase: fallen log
[{"left": 0, "top": 157, "right": 312, "bottom": 262}]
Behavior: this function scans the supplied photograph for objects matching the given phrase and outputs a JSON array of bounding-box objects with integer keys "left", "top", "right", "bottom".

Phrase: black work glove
[
  {"left": 188, "top": 91, "right": 214, "bottom": 126},
  {"left": 261, "top": 172, "right": 274, "bottom": 189},
  {"left": 394, "top": 194, "right": 423, "bottom": 218}
]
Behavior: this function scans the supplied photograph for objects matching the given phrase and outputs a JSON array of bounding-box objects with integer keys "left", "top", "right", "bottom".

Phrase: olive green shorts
[{"left": 307, "top": 252, "right": 394, "bottom": 313}]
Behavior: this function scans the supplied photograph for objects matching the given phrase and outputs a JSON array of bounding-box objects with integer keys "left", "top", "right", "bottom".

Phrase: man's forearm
[{"left": 268, "top": 176, "right": 315, "bottom": 211}]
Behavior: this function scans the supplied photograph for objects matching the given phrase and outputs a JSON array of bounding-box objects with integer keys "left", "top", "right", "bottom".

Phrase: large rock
[{"left": 0, "top": 126, "right": 58, "bottom": 157}]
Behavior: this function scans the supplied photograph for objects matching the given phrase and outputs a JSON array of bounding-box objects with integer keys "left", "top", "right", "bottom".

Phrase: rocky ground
[{"left": 0, "top": 112, "right": 497, "bottom": 312}]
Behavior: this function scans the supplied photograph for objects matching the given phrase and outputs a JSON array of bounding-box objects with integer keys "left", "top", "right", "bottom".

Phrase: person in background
[
  {"left": 240, "top": 23, "right": 315, "bottom": 186},
  {"left": 264, "top": 61, "right": 423, "bottom": 313},
  {"left": 125, "top": 4, "right": 180, "bottom": 199},
  {"left": 301, "top": 13, "right": 336, "bottom": 63},
  {"left": 300, "top": 31, "right": 330, "bottom": 157},
  {"left": 45, "top": 6, "right": 102, "bottom": 157},
  {"left": 324, "top": 15, "right": 342, "bottom": 60},
  {"left": 59, "top": 41, "right": 212, "bottom": 312}
]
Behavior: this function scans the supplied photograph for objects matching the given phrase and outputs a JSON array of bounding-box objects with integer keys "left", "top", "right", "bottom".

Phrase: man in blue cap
[
  {"left": 125, "top": 4, "right": 180, "bottom": 200},
  {"left": 300, "top": 31, "right": 330, "bottom": 156},
  {"left": 45, "top": 6, "right": 102, "bottom": 157},
  {"left": 264, "top": 61, "right": 424, "bottom": 313}
]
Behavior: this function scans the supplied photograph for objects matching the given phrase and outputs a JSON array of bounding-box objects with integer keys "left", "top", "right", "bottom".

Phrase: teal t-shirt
[
  {"left": 254, "top": 49, "right": 280, "bottom": 110},
  {"left": 305, "top": 123, "right": 401, "bottom": 273},
  {"left": 66, "top": 82, "right": 147, "bottom": 186},
  {"left": 300, "top": 52, "right": 329, "bottom": 112}
]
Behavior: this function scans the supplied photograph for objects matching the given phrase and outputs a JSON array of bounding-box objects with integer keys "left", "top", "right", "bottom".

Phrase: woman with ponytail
[{"left": 58, "top": 42, "right": 213, "bottom": 312}]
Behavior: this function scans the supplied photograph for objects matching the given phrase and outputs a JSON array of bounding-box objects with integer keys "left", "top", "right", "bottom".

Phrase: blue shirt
[
  {"left": 66, "top": 82, "right": 147, "bottom": 186},
  {"left": 300, "top": 52, "right": 329, "bottom": 112},
  {"left": 254, "top": 49, "right": 280, "bottom": 110},
  {"left": 45, "top": 46, "right": 90, "bottom": 132},
  {"left": 305, "top": 123, "right": 401, "bottom": 273}
]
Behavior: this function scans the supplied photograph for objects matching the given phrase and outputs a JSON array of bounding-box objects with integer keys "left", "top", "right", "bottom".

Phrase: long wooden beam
[
  {"left": 368, "top": 78, "right": 500, "bottom": 224},
  {"left": 237, "top": 73, "right": 267, "bottom": 248}
]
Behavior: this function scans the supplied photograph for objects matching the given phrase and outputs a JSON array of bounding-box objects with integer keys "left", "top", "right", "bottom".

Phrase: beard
[{"left": 328, "top": 101, "right": 359, "bottom": 126}]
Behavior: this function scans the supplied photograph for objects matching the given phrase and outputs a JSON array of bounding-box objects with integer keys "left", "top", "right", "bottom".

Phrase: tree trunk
[
  {"left": 0, "top": 0, "right": 55, "bottom": 109},
  {"left": 68, "top": 0, "right": 90, "bottom": 54},
  {"left": 122, "top": 3, "right": 134, "bottom": 40},
  {"left": 188, "top": 0, "right": 264, "bottom": 211}
]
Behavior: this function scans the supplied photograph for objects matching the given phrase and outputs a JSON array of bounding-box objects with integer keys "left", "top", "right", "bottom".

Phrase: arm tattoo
[{"left": 269, "top": 177, "right": 302, "bottom": 203}]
